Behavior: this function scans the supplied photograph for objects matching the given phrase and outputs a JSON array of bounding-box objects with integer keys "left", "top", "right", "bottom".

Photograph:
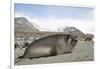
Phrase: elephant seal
[{"left": 18, "top": 34, "right": 78, "bottom": 59}]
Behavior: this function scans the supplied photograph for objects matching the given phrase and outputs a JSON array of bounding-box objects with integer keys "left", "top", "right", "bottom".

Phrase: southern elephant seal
[{"left": 18, "top": 34, "right": 78, "bottom": 59}]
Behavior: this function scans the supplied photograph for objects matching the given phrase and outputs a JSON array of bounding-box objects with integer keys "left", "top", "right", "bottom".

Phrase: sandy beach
[{"left": 14, "top": 40, "right": 94, "bottom": 65}]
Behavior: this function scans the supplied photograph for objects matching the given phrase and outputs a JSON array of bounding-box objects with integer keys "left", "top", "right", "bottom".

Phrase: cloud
[{"left": 15, "top": 13, "right": 94, "bottom": 34}]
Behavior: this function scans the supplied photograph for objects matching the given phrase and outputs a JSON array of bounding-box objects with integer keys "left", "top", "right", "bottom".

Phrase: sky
[{"left": 15, "top": 3, "right": 94, "bottom": 34}]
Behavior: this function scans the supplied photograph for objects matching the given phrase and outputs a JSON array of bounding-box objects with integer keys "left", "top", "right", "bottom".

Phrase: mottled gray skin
[{"left": 18, "top": 34, "right": 78, "bottom": 59}]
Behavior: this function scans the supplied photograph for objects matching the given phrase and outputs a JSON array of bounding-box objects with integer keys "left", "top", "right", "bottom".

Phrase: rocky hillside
[
  {"left": 63, "top": 27, "right": 84, "bottom": 35},
  {"left": 15, "top": 17, "right": 39, "bottom": 32}
]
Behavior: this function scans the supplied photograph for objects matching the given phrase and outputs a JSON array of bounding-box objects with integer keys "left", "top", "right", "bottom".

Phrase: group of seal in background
[{"left": 18, "top": 34, "right": 78, "bottom": 59}]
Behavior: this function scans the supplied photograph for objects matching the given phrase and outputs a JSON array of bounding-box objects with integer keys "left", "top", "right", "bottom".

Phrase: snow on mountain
[
  {"left": 15, "top": 17, "right": 39, "bottom": 32},
  {"left": 63, "top": 26, "right": 84, "bottom": 35}
]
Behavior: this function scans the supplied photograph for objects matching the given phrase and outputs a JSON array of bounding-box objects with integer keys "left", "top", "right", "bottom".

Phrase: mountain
[
  {"left": 63, "top": 27, "right": 84, "bottom": 35},
  {"left": 15, "top": 17, "right": 39, "bottom": 32}
]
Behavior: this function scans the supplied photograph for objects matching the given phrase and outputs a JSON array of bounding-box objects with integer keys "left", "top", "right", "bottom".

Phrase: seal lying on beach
[{"left": 18, "top": 34, "right": 78, "bottom": 59}]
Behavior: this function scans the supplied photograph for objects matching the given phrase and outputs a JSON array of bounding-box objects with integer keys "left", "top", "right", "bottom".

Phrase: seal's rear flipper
[
  {"left": 15, "top": 56, "right": 24, "bottom": 64},
  {"left": 18, "top": 55, "right": 24, "bottom": 58}
]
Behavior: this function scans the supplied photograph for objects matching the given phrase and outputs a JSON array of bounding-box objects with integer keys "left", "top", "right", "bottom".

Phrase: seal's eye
[
  {"left": 74, "top": 36, "right": 78, "bottom": 41},
  {"left": 71, "top": 35, "right": 78, "bottom": 40}
]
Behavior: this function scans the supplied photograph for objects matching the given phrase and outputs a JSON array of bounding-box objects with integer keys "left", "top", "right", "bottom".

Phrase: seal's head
[{"left": 65, "top": 34, "right": 78, "bottom": 53}]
